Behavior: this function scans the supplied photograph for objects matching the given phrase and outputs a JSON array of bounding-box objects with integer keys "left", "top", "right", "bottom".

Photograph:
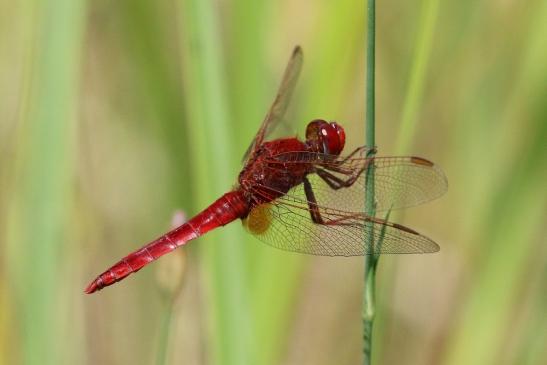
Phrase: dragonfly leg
[
  {"left": 303, "top": 176, "right": 325, "bottom": 224},
  {"left": 334, "top": 146, "right": 376, "bottom": 165},
  {"left": 315, "top": 167, "right": 365, "bottom": 190},
  {"left": 303, "top": 176, "right": 363, "bottom": 226},
  {"left": 321, "top": 152, "right": 375, "bottom": 177}
]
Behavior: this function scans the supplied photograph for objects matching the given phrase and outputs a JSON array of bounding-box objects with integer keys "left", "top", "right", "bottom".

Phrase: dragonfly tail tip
[{"left": 84, "top": 280, "right": 100, "bottom": 294}]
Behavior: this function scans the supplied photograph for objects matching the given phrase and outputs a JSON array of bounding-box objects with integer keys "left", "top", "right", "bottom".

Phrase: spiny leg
[
  {"left": 315, "top": 167, "right": 365, "bottom": 190},
  {"left": 303, "top": 176, "right": 363, "bottom": 226},
  {"left": 322, "top": 155, "right": 374, "bottom": 179},
  {"left": 317, "top": 164, "right": 379, "bottom": 216},
  {"left": 303, "top": 176, "right": 324, "bottom": 224},
  {"left": 318, "top": 146, "right": 376, "bottom": 182},
  {"left": 335, "top": 146, "right": 376, "bottom": 165},
  {"left": 316, "top": 151, "right": 376, "bottom": 191}
]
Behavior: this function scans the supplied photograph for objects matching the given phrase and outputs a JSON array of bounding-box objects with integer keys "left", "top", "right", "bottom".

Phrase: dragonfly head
[{"left": 305, "top": 119, "right": 346, "bottom": 156}]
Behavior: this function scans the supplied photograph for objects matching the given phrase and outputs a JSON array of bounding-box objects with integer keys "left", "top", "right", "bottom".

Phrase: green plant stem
[
  {"left": 363, "top": 0, "right": 377, "bottom": 364},
  {"left": 156, "top": 298, "right": 175, "bottom": 365},
  {"left": 362, "top": 257, "right": 377, "bottom": 364},
  {"left": 365, "top": 0, "right": 375, "bottom": 145}
]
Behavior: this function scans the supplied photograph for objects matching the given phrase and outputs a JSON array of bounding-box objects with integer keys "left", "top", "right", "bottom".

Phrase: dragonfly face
[{"left": 305, "top": 119, "right": 346, "bottom": 156}]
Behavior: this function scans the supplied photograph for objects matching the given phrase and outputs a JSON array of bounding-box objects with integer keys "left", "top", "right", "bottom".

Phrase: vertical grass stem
[{"left": 363, "top": 0, "right": 377, "bottom": 364}]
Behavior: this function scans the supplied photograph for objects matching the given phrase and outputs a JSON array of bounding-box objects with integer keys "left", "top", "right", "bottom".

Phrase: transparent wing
[
  {"left": 263, "top": 149, "right": 448, "bottom": 213},
  {"left": 243, "top": 183, "right": 440, "bottom": 256},
  {"left": 242, "top": 46, "right": 303, "bottom": 163}
]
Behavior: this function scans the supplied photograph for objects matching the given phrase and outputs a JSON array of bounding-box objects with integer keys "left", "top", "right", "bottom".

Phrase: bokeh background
[{"left": 1, "top": 0, "right": 546, "bottom": 364}]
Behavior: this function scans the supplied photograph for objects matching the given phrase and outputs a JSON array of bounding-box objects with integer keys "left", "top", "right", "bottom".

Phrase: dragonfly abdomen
[{"left": 85, "top": 191, "right": 248, "bottom": 293}]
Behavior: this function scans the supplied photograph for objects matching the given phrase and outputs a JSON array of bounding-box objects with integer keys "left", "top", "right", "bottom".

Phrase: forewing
[
  {"left": 265, "top": 149, "right": 448, "bottom": 213},
  {"left": 242, "top": 46, "right": 303, "bottom": 163},
  {"left": 243, "top": 184, "right": 439, "bottom": 256}
]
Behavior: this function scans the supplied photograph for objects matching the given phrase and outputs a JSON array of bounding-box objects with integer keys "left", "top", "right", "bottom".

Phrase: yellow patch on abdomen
[{"left": 242, "top": 203, "right": 273, "bottom": 235}]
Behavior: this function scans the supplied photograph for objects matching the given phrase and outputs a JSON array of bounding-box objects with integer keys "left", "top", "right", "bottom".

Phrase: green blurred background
[{"left": 1, "top": 0, "right": 546, "bottom": 364}]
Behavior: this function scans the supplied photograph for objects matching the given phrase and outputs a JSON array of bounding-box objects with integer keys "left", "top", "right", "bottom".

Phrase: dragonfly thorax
[{"left": 238, "top": 138, "right": 312, "bottom": 206}]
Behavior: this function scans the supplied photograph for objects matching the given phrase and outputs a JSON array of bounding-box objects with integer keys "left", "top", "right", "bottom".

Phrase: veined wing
[
  {"left": 242, "top": 46, "right": 303, "bottom": 163},
  {"left": 243, "top": 183, "right": 439, "bottom": 256},
  {"left": 262, "top": 149, "right": 448, "bottom": 214}
]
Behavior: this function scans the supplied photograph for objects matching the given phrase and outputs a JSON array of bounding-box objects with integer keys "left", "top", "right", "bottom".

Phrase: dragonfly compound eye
[
  {"left": 305, "top": 119, "right": 345, "bottom": 156},
  {"left": 329, "top": 121, "right": 345, "bottom": 155}
]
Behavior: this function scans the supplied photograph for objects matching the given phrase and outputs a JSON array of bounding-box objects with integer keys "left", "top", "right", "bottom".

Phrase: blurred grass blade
[
  {"left": 4, "top": 0, "right": 86, "bottom": 364},
  {"left": 442, "top": 1, "right": 547, "bottom": 363},
  {"left": 396, "top": 0, "right": 440, "bottom": 154},
  {"left": 443, "top": 168, "right": 546, "bottom": 365},
  {"left": 117, "top": 0, "right": 191, "bottom": 209},
  {"left": 374, "top": 2, "right": 440, "bottom": 360},
  {"left": 177, "top": 1, "right": 255, "bottom": 364}
]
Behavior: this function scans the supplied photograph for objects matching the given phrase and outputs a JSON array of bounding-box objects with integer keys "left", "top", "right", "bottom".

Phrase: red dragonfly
[{"left": 85, "top": 46, "right": 447, "bottom": 294}]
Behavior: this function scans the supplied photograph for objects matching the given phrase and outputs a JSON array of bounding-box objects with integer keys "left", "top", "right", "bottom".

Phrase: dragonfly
[{"left": 85, "top": 46, "right": 447, "bottom": 294}]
